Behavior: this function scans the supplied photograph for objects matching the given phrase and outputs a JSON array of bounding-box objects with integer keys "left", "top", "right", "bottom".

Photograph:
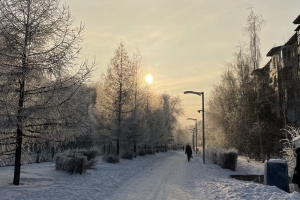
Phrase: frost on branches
[
  {"left": 281, "top": 126, "right": 300, "bottom": 176},
  {"left": 0, "top": 0, "right": 94, "bottom": 185}
]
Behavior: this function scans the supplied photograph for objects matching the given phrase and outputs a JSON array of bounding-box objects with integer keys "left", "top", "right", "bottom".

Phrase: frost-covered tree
[
  {"left": 173, "top": 125, "right": 191, "bottom": 147},
  {"left": 244, "top": 6, "right": 266, "bottom": 71},
  {"left": 245, "top": 7, "right": 267, "bottom": 159},
  {"left": 145, "top": 93, "right": 183, "bottom": 147},
  {"left": 206, "top": 68, "right": 240, "bottom": 148},
  {"left": 0, "top": 0, "right": 93, "bottom": 185},
  {"left": 92, "top": 44, "right": 184, "bottom": 154},
  {"left": 161, "top": 93, "right": 183, "bottom": 143},
  {"left": 207, "top": 54, "right": 281, "bottom": 159},
  {"left": 93, "top": 43, "right": 134, "bottom": 155},
  {"left": 281, "top": 126, "right": 300, "bottom": 176},
  {"left": 206, "top": 7, "right": 284, "bottom": 160},
  {"left": 124, "top": 49, "right": 147, "bottom": 153}
]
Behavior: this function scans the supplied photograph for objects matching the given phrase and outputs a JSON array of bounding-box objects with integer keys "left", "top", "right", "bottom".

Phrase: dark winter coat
[
  {"left": 185, "top": 145, "right": 192, "bottom": 156},
  {"left": 293, "top": 148, "right": 300, "bottom": 186}
]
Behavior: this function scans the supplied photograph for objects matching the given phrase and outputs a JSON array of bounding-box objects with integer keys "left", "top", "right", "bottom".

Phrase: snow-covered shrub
[
  {"left": 138, "top": 149, "right": 146, "bottom": 156},
  {"left": 55, "top": 149, "right": 99, "bottom": 174},
  {"left": 102, "top": 155, "right": 120, "bottom": 163},
  {"left": 56, "top": 152, "right": 86, "bottom": 174},
  {"left": 121, "top": 151, "right": 133, "bottom": 160},
  {"left": 281, "top": 126, "right": 300, "bottom": 177},
  {"left": 73, "top": 148, "right": 99, "bottom": 167},
  {"left": 81, "top": 149, "right": 99, "bottom": 162},
  {"left": 206, "top": 147, "right": 221, "bottom": 165},
  {"left": 206, "top": 147, "right": 238, "bottom": 171},
  {"left": 222, "top": 149, "right": 238, "bottom": 171}
]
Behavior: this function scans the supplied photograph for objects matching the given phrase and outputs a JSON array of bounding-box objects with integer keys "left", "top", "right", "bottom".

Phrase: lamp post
[
  {"left": 184, "top": 91, "right": 205, "bottom": 164},
  {"left": 187, "top": 118, "right": 197, "bottom": 154}
]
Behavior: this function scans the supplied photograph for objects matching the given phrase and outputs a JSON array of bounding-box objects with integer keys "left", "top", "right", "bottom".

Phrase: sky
[
  {"left": 1, "top": 151, "right": 300, "bottom": 199},
  {"left": 63, "top": 0, "right": 300, "bottom": 126}
]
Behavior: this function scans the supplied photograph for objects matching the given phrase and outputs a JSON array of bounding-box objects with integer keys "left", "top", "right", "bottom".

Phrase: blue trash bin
[{"left": 264, "top": 159, "right": 289, "bottom": 193}]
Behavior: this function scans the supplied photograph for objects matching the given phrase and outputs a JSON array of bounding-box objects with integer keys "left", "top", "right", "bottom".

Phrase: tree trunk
[
  {"left": 13, "top": 78, "right": 25, "bottom": 185},
  {"left": 13, "top": 128, "right": 23, "bottom": 185},
  {"left": 257, "top": 113, "right": 264, "bottom": 162},
  {"left": 134, "top": 140, "right": 136, "bottom": 153},
  {"left": 117, "top": 139, "right": 119, "bottom": 156},
  {"left": 13, "top": 2, "right": 28, "bottom": 184}
]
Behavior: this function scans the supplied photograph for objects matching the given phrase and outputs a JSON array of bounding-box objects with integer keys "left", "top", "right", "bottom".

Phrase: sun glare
[{"left": 145, "top": 74, "right": 153, "bottom": 84}]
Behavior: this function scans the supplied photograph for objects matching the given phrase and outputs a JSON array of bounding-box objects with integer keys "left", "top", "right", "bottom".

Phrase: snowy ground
[{"left": 1, "top": 151, "right": 300, "bottom": 200}]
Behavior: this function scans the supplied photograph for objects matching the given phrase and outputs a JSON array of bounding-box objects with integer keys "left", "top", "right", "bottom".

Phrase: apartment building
[
  {"left": 266, "top": 15, "right": 300, "bottom": 127},
  {"left": 294, "top": 15, "right": 300, "bottom": 70}
]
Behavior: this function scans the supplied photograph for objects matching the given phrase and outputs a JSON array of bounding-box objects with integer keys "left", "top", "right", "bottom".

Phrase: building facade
[{"left": 266, "top": 15, "right": 300, "bottom": 127}]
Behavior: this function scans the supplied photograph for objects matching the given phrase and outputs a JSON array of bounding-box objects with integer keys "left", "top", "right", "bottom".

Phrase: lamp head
[
  {"left": 187, "top": 118, "right": 196, "bottom": 121},
  {"left": 183, "top": 91, "right": 203, "bottom": 96}
]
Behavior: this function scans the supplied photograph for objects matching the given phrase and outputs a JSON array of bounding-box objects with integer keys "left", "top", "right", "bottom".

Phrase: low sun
[{"left": 145, "top": 74, "right": 153, "bottom": 84}]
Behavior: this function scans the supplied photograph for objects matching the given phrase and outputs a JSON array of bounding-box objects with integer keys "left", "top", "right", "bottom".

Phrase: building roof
[
  {"left": 266, "top": 46, "right": 282, "bottom": 57},
  {"left": 295, "top": 25, "right": 300, "bottom": 31},
  {"left": 251, "top": 60, "right": 270, "bottom": 77},
  {"left": 285, "top": 33, "right": 297, "bottom": 45},
  {"left": 266, "top": 34, "right": 296, "bottom": 57},
  {"left": 263, "top": 60, "right": 271, "bottom": 69},
  {"left": 293, "top": 15, "right": 300, "bottom": 24}
]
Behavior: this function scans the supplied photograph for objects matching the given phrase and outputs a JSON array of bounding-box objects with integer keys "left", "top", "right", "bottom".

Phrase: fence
[{"left": 0, "top": 140, "right": 103, "bottom": 167}]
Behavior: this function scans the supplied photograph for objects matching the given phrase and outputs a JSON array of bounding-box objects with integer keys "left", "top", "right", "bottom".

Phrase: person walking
[
  {"left": 185, "top": 144, "right": 193, "bottom": 161},
  {"left": 292, "top": 148, "right": 300, "bottom": 191}
]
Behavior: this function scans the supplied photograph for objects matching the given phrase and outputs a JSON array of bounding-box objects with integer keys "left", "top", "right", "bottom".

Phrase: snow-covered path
[
  {"left": 1, "top": 151, "right": 300, "bottom": 200},
  {"left": 106, "top": 151, "right": 300, "bottom": 200},
  {"left": 106, "top": 151, "right": 205, "bottom": 200}
]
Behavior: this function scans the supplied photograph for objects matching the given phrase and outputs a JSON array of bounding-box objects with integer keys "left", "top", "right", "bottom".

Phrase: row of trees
[
  {"left": 0, "top": 0, "right": 186, "bottom": 185},
  {"left": 91, "top": 43, "right": 186, "bottom": 156},
  {"left": 206, "top": 8, "right": 284, "bottom": 160}
]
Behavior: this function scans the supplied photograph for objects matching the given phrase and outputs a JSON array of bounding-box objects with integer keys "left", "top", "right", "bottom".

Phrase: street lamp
[
  {"left": 187, "top": 118, "right": 197, "bottom": 154},
  {"left": 184, "top": 90, "right": 205, "bottom": 164}
]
